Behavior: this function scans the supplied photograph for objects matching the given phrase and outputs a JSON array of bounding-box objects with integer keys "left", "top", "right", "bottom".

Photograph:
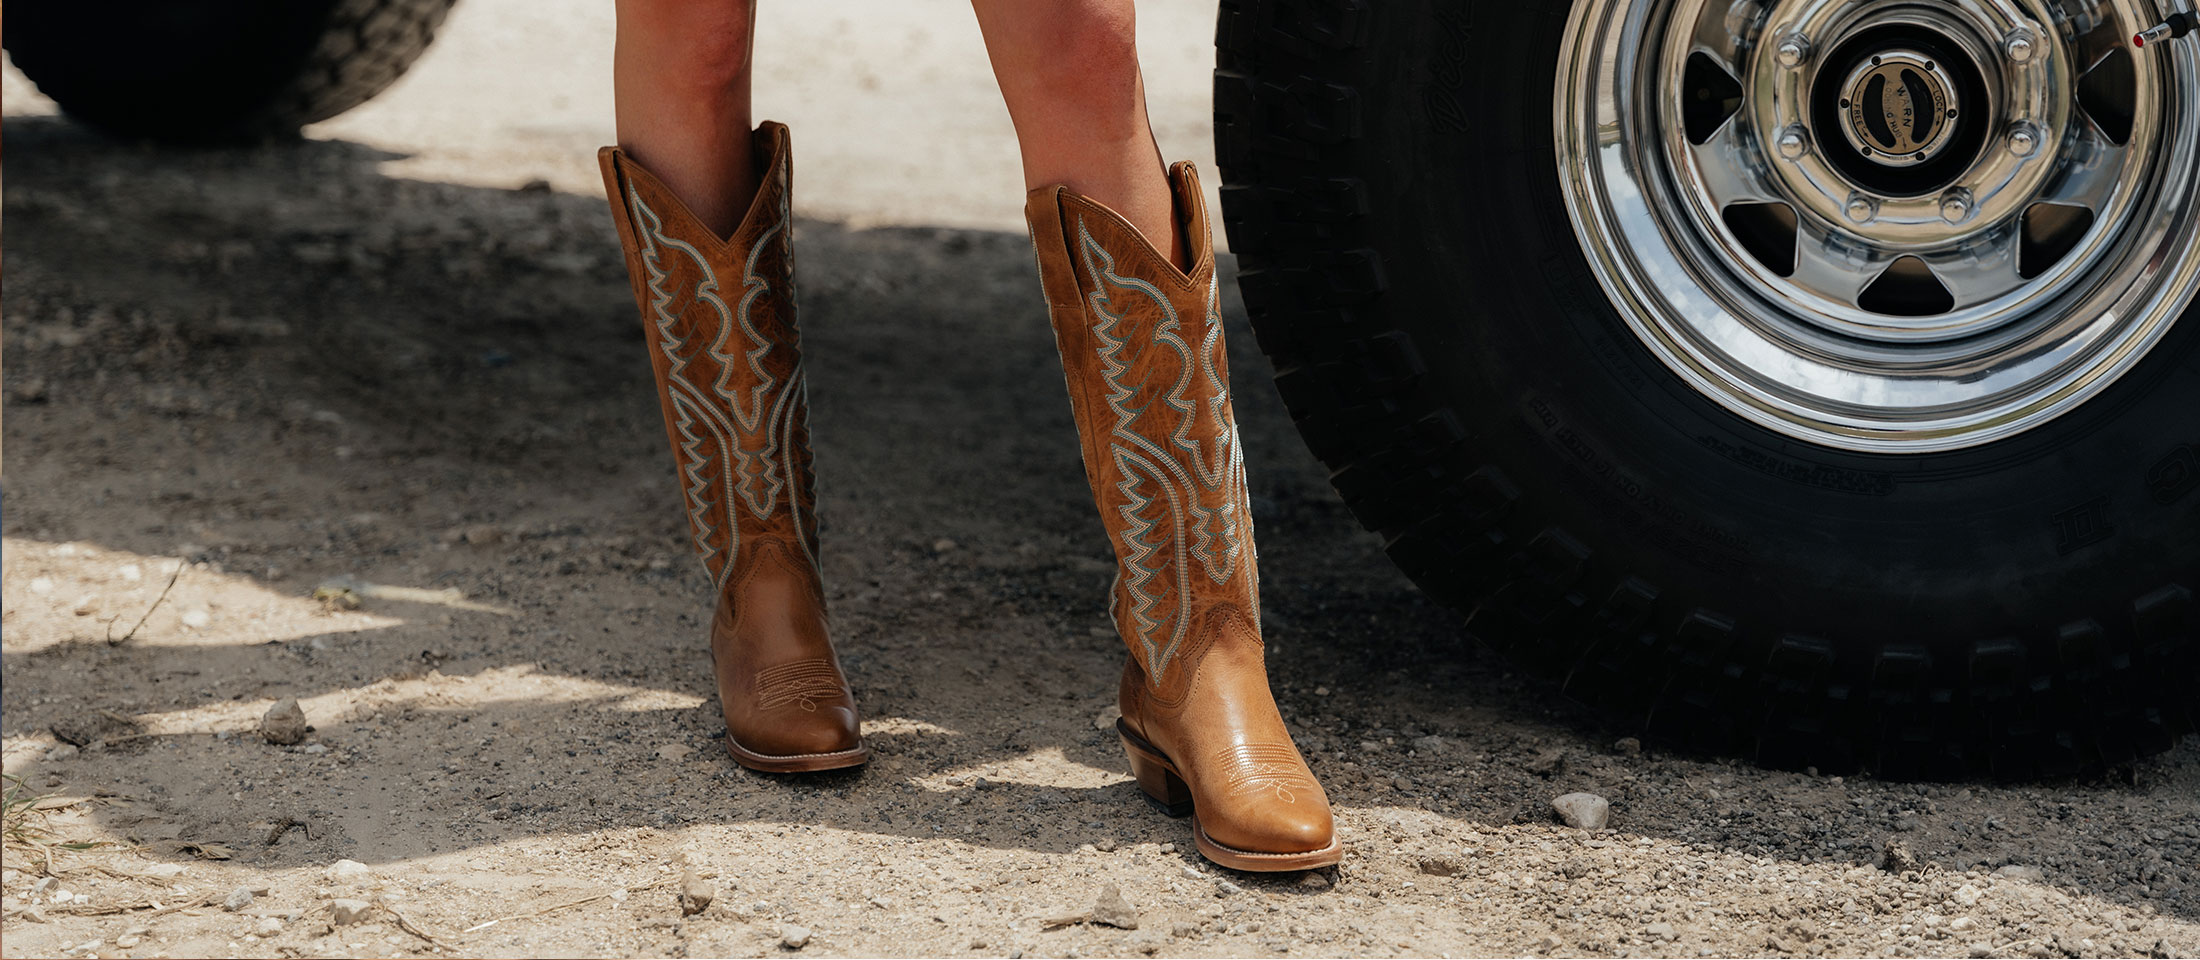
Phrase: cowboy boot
[
  {"left": 599, "top": 122, "right": 866, "bottom": 773},
  {"left": 1026, "top": 163, "right": 1341, "bottom": 871}
]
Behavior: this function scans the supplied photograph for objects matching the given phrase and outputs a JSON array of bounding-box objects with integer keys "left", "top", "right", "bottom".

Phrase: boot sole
[
  {"left": 726, "top": 738, "right": 870, "bottom": 774},
  {"left": 1118, "top": 720, "right": 1343, "bottom": 872}
]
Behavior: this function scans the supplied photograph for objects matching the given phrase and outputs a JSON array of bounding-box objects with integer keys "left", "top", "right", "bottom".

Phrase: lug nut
[
  {"left": 1940, "top": 194, "right": 1971, "bottom": 223},
  {"left": 1776, "top": 128, "right": 1808, "bottom": 160},
  {"left": 2005, "top": 31, "right": 2035, "bottom": 62},
  {"left": 2009, "top": 125, "right": 2039, "bottom": 157},
  {"left": 1777, "top": 35, "right": 1810, "bottom": 68},
  {"left": 1845, "top": 196, "right": 1877, "bottom": 223}
]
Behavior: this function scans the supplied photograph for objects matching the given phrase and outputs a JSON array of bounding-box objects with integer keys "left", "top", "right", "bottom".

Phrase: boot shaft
[
  {"left": 600, "top": 123, "right": 820, "bottom": 593},
  {"left": 1026, "top": 163, "right": 1263, "bottom": 705}
]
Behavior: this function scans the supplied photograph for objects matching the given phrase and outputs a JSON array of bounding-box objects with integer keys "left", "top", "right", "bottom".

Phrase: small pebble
[
  {"left": 328, "top": 898, "right": 374, "bottom": 925},
  {"left": 222, "top": 886, "right": 255, "bottom": 911},
  {"left": 1091, "top": 884, "right": 1139, "bottom": 930},
  {"left": 680, "top": 869, "right": 714, "bottom": 916},
  {"left": 45, "top": 744, "right": 79, "bottom": 761},
  {"left": 260, "top": 698, "right": 310, "bottom": 745},
  {"left": 1613, "top": 737, "right": 1642, "bottom": 756},
  {"left": 1882, "top": 839, "right": 1921, "bottom": 873},
  {"left": 254, "top": 916, "right": 286, "bottom": 936},
  {"left": 1417, "top": 857, "right": 1464, "bottom": 877},
  {"left": 780, "top": 923, "right": 812, "bottom": 949},
  {"left": 327, "top": 859, "right": 373, "bottom": 880},
  {"left": 1995, "top": 864, "right": 2045, "bottom": 883},
  {"left": 1551, "top": 792, "right": 1610, "bottom": 830}
]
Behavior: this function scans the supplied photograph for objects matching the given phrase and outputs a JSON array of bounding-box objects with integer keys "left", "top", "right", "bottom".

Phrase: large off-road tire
[
  {"left": 4, "top": 0, "right": 458, "bottom": 141},
  {"left": 1215, "top": 0, "right": 2198, "bottom": 780}
]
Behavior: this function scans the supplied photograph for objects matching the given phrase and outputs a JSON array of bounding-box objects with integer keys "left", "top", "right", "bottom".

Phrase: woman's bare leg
[
  {"left": 972, "top": 0, "right": 1185, "bottom": 268},
  {"left": 613, "top": 0, "right": 758, "bottom": 236}
]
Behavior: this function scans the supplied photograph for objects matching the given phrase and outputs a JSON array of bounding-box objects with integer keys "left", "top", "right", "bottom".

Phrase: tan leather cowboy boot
[
  {"left": 599, "top": 123, "right": 867, "bottom": 773},
  {"left": 1026, "top": 163, "right": 1341, "bottom": 871}
]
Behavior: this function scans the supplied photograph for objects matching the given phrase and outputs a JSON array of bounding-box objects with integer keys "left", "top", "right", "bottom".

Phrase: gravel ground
[{"left": 3, "top": 3, "right": 2197, "bottom": 958}]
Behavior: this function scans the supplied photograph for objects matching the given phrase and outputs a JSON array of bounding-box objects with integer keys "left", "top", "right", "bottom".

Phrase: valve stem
[{"left": 2135, "top": 12, "right": 2194, "bottom": 47}]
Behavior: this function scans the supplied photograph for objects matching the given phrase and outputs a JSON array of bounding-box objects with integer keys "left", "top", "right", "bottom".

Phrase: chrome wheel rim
[{"left": 1555, "top": 0, "right": 2200, "bottom": 452}]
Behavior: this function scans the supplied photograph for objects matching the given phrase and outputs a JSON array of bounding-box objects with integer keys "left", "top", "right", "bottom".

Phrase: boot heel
[{"left": 1119, "top": 721, "right": 1194, "bottom": 817}]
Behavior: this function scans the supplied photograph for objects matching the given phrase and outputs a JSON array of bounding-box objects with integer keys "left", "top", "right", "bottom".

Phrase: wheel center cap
[{"left": 1838, "top": 50, "right": 1959, "bottom": 165}]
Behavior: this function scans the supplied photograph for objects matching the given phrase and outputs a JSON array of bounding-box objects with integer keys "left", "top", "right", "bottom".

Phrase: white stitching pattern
[{"left": 1074, "top": 218, "right": 1256, "bottom": 684}]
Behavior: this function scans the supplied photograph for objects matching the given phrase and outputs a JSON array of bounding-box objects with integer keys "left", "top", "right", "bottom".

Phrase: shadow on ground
[{"left": 3, "top": 117, "right": 2194, "bottom": 946}]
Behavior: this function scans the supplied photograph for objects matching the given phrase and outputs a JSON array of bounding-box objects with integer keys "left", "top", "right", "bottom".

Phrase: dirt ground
[{"left": 3, "top": 4, "right": 2198, "bottom": 959}]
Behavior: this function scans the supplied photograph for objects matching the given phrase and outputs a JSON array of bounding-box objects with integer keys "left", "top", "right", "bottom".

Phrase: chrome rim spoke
[
  {"left": 2040, "top": 114, "right": 2131, "bottom": 211},
  {"left": 1688, "top": 120, "right": 1780, "bottom": 206},
  {"left": 2064, "top": 7, "right": 2128, "bottom": 74},
  {"left": 1790, "top": 225, "right": 1888, "bottom": 307},
  {"left": 1928, "top": 229, "right": 2025, "bottom": 309},
  {"left": 1686, "top": 0, "right": 1756, "bottom": 75}
]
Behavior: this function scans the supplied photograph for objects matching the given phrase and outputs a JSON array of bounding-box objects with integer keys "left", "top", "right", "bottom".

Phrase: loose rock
[
  {"left": 1880, "top": 839, "right": 1920, "bottom": 873},
  {"left": 657, "top": 743, "right": 694, "bottom": 761},
  {"left": 680, "top": 867, "right": 714, "bottom": 916},
  {"left": 1552, "top": 792, "right": 1610, "bottom": 830},
  {"left": 1527, "top": 748, "right": 1566, "bottom": 777},
  {"left": 260, "top": 698, "right": 309, "bottom": 745},
  {"left": 327, "top": 859, "right": 373, "bottom": 880},
  {"left": 1613, "top": 737, "right": 1642, "bottom": 756},
  {"left": 1995, "top": 864, "right": 2045, "bottom": 883},
  {"left": 254, "top": 916, "right": 286, "bottom": 937},
  {"left": 780, "top": 923, "right": 812, "bottom": 949},
  {"left": 328, "top": 899, "right": 375, "bottom": 925},
  {"left": 1417, "top": 856, "right": 1464, "bottom": 877},
  {"left": 1091, "top": 884, "right": 1138, "bottom": 930},
  {"left": 222, "top": 886, "right": 255, "bottom": 911}
]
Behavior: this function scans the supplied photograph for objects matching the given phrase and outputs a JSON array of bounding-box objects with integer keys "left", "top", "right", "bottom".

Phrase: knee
[
  {"left": 1000, "top": 2, "right": 1143, "bottom": 121},
  {"left": 617, "top": 0, "right": 754, "bottom": 91}
]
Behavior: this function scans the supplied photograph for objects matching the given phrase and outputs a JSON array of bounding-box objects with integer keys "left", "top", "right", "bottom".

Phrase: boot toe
[
  {"left": 1202, "top": 801, "right": 1335, "bottom": 855},
  {"left": 736, "top": 704, "right": 863, "bottom": 759}
]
